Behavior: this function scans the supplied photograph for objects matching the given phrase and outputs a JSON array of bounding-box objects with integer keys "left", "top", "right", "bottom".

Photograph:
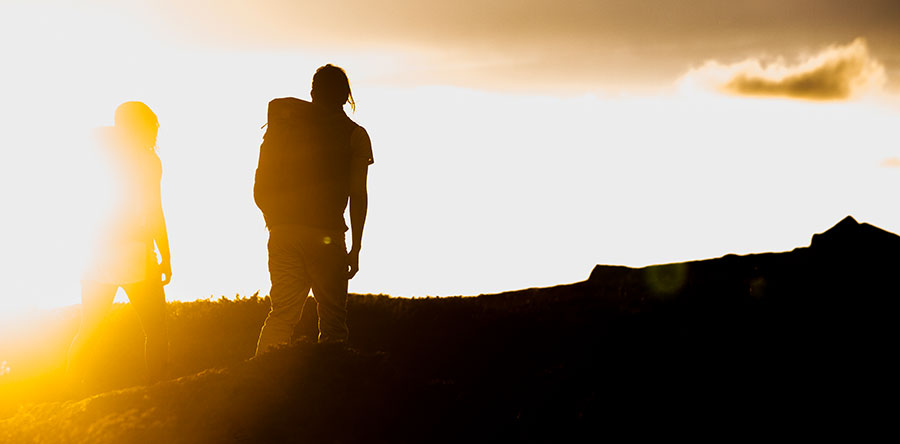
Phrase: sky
[{"left": 1, "top": 0, "right": 899, "bottom": 317}]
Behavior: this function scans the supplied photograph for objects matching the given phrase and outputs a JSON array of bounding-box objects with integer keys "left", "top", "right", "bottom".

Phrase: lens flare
[{"left": 644, "top": 263, "right": 689, "bottom": 297}]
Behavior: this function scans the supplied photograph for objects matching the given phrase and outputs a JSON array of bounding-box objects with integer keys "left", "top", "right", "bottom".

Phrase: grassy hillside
[
  {"left": 1, "top": 217, "right": 897, "bottom": 442},
  {"left": 1, "top": 289, "right": 618, "bottom": 443}
]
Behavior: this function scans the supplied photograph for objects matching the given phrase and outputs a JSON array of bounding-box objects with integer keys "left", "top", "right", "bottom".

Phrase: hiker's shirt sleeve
[{"left": 350, "top": 127, "right": 373, "bottom": 166}]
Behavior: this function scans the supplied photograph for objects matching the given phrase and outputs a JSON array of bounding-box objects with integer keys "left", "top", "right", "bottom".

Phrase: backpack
[{"left": 254, "top": 97, "right": 358, "bottom": 230}]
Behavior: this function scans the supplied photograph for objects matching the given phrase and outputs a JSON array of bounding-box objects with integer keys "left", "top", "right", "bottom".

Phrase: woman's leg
[
  {"left": 67, "top": 280, "right": 118, "bottom": 385},
  {"left": 124, "top": 280, "right": 168, "bottom": 383}
]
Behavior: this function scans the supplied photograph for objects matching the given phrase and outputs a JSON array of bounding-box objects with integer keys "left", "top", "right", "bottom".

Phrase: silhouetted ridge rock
[
  {"left": 810, "top": 215, "right": 900, "bottom": 263},
  {"left": 580, "top": 216, "right": 897, "bottom": 385},
  {"left": 588, "top": 215, "right": 900, "bottom": 295}
]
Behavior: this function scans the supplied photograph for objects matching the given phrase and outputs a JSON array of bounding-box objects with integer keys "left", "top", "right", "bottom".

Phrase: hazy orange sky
[
  {"left": 144, "top": 0, "right": 900, "bottom": 89},
  {"left": 1, "top": 0, "right": 899, "bottom": 316}
]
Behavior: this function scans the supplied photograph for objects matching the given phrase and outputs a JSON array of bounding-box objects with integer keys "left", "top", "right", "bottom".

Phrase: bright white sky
[{"left": 0, "top": 0, "right": 898, "bottom": 317}]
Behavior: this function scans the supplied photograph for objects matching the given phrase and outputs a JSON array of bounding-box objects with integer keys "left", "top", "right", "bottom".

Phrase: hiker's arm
[
  {"left": 347, "top": 157, "right": 369, "bottom": 279},
  {"left": 153, "top": 203, "right": 172, "bottom": 286},
  {"left": 150, "top": 163, "right": 172, "bottom": 285}
]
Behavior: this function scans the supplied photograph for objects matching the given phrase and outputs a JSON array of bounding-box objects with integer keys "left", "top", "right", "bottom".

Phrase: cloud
[
  {"left": 682, "top": 38, "right": 887, "bottom": 100},
  {"left": 881, "top": 157, "right": 900, "bottom": 168}
]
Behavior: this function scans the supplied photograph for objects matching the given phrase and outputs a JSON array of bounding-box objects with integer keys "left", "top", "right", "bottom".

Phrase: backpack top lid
[{"left": 267, "top": 97, "right": 316, "bottom": 128}]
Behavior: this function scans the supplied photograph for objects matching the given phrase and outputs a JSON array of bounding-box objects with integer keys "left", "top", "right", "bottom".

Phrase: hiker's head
[
  {"left": 114, "top": 101, "right": 159, "bottom": 150},
  {"left": 311, "top": 64, "right": 355, "bottom": 112}
]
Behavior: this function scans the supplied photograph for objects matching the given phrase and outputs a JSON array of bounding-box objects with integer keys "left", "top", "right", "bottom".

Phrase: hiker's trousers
[
  {"left": 69, "top": 276, "right": 168, "bottom": 383},
  {"left": 256, "top": 225, "right": 349, "bottom": 355}
]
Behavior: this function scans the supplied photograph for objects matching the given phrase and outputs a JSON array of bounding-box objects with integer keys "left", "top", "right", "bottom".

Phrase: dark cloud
[
  {"left": 683, "top": 39, "right": 886, "bottom": 100},
  {"left": 722, "top": 39, "right": 885, "bottom": 100}
]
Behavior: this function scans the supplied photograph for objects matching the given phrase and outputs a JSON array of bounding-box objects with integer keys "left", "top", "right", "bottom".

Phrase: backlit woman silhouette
[{"left": 68, "top": 101, "right": 172, "bottom": 386}]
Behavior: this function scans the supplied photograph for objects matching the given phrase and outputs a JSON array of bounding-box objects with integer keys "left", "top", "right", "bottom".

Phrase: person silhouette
[
  {"left": 254, "top": 64, "right": 373, "bottom": 353},
  {"left": 67, "top": 101, "right": 172, "bottom": 386}
]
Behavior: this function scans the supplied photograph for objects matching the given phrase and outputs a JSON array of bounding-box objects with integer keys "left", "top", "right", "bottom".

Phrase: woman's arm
[
  {"left": 153, "top": 204, "right": 172, "bottom": 286},
  {"left": 150, "top": 155, "right": 172, "bottom": 285}
]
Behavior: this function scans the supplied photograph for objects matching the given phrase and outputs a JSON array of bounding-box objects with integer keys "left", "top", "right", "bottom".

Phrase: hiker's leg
[
  {"left": 124, "top": 280, "right": 168, "bottom": 383},
  {"left": 309, "top": 234, "right": 350, "bottom": 343},
  {"left": 67, "top": 280, "right": 117, "bottom": 383},
  {"left": 257, "top": 227, "right": 312, "bottom": 355}
]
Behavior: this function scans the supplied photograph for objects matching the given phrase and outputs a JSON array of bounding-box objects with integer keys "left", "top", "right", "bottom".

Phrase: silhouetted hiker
[
  {"left": 68, "top": 101, "right": 172, "bottom": 386},
  {"left": 254, "top": 64, "right": 373, "bottom": 353}
]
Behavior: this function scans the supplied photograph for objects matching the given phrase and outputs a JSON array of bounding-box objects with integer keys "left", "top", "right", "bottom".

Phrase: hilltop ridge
[{"left": 2, "top": 215, "right": 897, "bottom": 442}]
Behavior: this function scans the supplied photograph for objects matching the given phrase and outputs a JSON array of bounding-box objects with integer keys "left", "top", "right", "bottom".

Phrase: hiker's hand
[
  {"left": 347, "top": 249, "right": 360, "bottom": 280},
  {"left": 160, "top": 259, "right": 172, "bottom": 286}
]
